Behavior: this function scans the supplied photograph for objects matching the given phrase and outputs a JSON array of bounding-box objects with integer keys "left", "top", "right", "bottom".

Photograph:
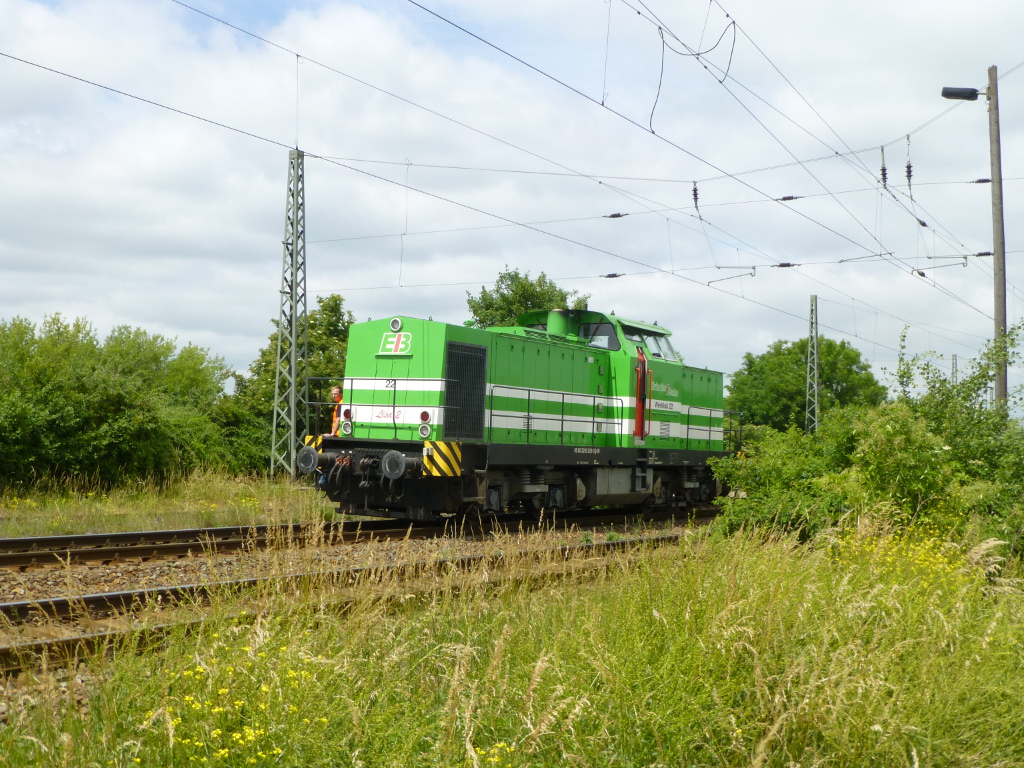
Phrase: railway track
[
  {"left": 0, "top": 506, "right": 716, "bottom": 673},
  {"left": 0, "top": 519, "right": 439, "bottom": 570},
  {"left": 0, "top": 505, "right": 714, "bottom": 571},
  {"left": 0, "top": 531, "right": 687, "bottom": 674}
]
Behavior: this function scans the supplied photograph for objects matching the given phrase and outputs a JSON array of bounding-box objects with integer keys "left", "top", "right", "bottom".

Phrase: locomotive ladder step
[{"left": 630, "top": 449, "right": 651, "bottom": 491}]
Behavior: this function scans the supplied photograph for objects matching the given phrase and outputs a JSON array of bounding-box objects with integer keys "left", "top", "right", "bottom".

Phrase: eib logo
[{"left": 379, "top": 332, "right": 412, "bottom": 354}]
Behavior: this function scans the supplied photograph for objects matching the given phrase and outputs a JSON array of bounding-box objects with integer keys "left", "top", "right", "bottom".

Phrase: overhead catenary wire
[
  {"left": 4, "top": 4, "right": 1007, "bottom": 366},
  {"left": 589, "top": 178, "right": 990, "bottom": 349},
  {"left": 163, "top": 0, "right": 857, "bottom": 305},
  {"left": 664, "top": 3, "right": 1024, "bottom": 334},
  {"left": 349, "top": 156, "right": 1017, "bottom": 308},
  {"left": 683, "top": 55, "right": 1024, "bottom": 185},
  {"left": 0, "top": 43, "right": 817, "bottom": 291},
  {"left": 0, "top": 47, "right": 845, "bottom": 334},
  {"left": 0, "top": 40, "right": 987, "bottom": 363},
  {"left": 654, "top": 15, "right": 1024, "bottom": 319},
  {"left": 170, "top": 0, "right": 1016, "bottom": 334},
  {"left": 617, "top": 0, "right": 997, "bottom": 320},
  {"left": 399, "top": 0, "right": 999, "bottom": 331},
  {"left": 315, "top": 154, "right": 1024, "bottom": 190},
  {"left": 2, "top": 46, "right": 897, "bottom": 355},
  {"left": 400, "top": 0, "right": 885, "bottom": 256},
  {"left": 161, "top": 0, "right": 810, "bottom": 286}
]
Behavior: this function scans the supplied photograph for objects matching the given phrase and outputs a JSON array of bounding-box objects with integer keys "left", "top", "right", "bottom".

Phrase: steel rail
[
  {"left": 0, "top": 519, "right": 439, "bottom": 569},
  {"left": 0, "top": 506, "right": 714, "bottom": 569},
  {"left": 0, "top": 533, "right": 684, "bottom": 673}
]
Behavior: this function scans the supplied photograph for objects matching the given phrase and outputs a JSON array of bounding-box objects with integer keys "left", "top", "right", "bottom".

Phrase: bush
[
  {"left": 711, "top": 420, "right": 848, "bottom": 539},
  {"left": 0, "top": 315, "right": 246, "bottom": 487},
  {"left": 714, "top": 328, "right": 1024, "bottom": 551}
]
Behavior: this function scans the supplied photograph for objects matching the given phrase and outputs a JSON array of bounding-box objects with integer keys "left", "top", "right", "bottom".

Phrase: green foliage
[
  {"left": 0, "top": 315, "right": 238, "bottom": 487},
  {"left": 0, "top": 295, "right": 355, "bottom": 487},
  {"left": 894, "top": 328, "right": 1024, "bottom": 489},
  {"left": 715, "top": 402, "right": 1000, "bottom": 539},
  {"left": 233, "top": 292, "right": 356, "bottom": 460},
  {"left": 717, "top": 328, "right": 1024, "bottom": 549},
  {"left": 466, "top": 266, "right": 589, "bottom": 328},
  {"left": 891, "top": 327, "right": 1024, "bottom": 548},
  {"left": 235, "top": 294, "right": 353, "bottom": 416},
  {"left": 844, "top": 403, "right": 958, "bottom": 513},
  {"left": 712, "top": 420, "right": 850, "bottom": 538},
  {"left": 206, "top": 395, "right": 269, "bottom": 474},
  {"left": 726, "top": 336, "right": 887, "bottom": 430}
]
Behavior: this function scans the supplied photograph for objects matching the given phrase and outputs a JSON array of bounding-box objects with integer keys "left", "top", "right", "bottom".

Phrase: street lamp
[{"left": 942, "top": 65, "right": 1007, "bottom": 406}]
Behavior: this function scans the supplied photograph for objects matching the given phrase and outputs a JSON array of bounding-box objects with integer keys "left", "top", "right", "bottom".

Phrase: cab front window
[
  {"left": 644, "top": 333, "right": 678, "bottom": 361},
  {"left": 621, "top": 325, "right": 678, "bottom": 361}
]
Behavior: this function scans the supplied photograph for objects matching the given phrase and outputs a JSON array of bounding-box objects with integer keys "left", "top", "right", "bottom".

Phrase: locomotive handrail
[
  {"left": 682, "top": 405, "right": 726, "bottom": 449},
  {"left": 307, "top": 376, "right": 343, "bottom": 437},
  {"left": 488, "top": 384, "right": 623, "bottom": 446},
  {"left": 723, "top": 410, "right": 744, "bottom": 452}
]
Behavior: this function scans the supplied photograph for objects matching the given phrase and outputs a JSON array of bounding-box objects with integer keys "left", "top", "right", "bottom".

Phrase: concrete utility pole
[
  {"left": 805, "top": 295, "right": 820, "bottom": 433},
  {"left": 942, "top": 65, "right": 1008, "bottom": 406},
  {"left": 987, "top": 65, "right": 1008, "bottom": 406},
  {"left": 270, "top": 149, "right": 310, "bottom": 477}
]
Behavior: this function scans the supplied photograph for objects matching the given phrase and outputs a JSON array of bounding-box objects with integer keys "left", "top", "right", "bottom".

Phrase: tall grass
[
  {"left": 0, "top": 471, "right": 332, "bottom": 537},
  {"left": 1, "top": 523, "right": 1022, "bottom": 767}
]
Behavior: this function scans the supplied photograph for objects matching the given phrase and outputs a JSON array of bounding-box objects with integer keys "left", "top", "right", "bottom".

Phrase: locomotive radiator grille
[
  {"left": 444, "top": 342, "right": 487, "bottom": 439},
  {"left": 423, "top": 441, "right": 463, "bottom": 477}
]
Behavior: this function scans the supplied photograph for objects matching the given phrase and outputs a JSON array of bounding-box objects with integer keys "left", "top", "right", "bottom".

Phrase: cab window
[
  {"left": 644, "top": 333, "right": 678, "bottom": 362},
  {"left": 579, "top": 322, "right": 621, "bottom": 351},
  {"left": 661, "top": 336, "right": 681, "bottom": 362},
  {"left": 622, "top": 327, "right": 644, "bottom": 344}
]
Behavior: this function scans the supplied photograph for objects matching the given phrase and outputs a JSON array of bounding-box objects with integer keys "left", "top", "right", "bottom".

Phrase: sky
[{"left": 3, "top": 0, "right": 1024, "bottom": 396}]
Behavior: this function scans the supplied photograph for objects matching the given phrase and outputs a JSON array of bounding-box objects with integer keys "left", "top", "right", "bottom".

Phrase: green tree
[
  {"left": 466, "top": 266, "right": 589, "bottom": 328},
  {"left": 234, "top": 294, "right": 355, "bottom": 440},
  {"left": 726, "top": 337, "right": 887, "bottom": 430}
]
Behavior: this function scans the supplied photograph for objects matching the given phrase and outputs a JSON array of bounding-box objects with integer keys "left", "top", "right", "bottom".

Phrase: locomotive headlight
[
  {"left": 343, "top": 408, "right": 352, "bottom": 420},
  {"left": 418, "top": 423, "right": 431, "bottom": 438},
  {"left": 389, "top": 317, "right": 403, "bottom": 332},
  {"left": 419, "top": 411, "right": 430, "bottom": 422},
  {"left": 341, "top": 421, "right": 353, "bottom": 436}
]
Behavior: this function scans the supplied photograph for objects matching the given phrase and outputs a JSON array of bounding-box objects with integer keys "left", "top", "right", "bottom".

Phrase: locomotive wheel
[
  {"left": 698, "top": 481, "right": 711, "bottom": 503},
  {"left": 455, "top": 504, "right": 485, "bottom": 534}
]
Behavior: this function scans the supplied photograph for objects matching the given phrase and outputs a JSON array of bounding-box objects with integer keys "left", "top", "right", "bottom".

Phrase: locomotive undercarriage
[{"left": 299, "top": 439, "right": 721, "bottom": 521}]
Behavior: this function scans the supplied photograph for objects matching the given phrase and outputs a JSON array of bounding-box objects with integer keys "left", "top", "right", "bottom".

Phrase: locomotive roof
[
  {"left": 613, "top": 315, "right": 672, "bottom": 336},
  {"left": 514, "top": 309, "right": 672, "bottom": 336}
]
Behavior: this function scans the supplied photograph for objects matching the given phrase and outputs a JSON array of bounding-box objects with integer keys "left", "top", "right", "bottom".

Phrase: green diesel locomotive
[{"left": 297, "top": 308, "right": 729, "bottom": 519}]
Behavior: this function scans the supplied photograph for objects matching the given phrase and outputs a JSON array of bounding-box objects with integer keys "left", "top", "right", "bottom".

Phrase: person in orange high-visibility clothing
[{"left": 325, "top": 385, "right": 343, "bottom": 436}]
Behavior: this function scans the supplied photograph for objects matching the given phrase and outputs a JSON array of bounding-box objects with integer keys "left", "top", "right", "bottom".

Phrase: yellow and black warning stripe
[
  {"left": 304, "top": 435, "right": 323, "bottom": 450},
  {"left": 422, "top": 441, "right": 462, "bottom": 477}
]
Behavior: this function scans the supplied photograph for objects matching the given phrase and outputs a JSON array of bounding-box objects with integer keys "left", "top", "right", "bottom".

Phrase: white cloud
[{"left": 1, "top": 0, "right": 1023, "bottom": 395}]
